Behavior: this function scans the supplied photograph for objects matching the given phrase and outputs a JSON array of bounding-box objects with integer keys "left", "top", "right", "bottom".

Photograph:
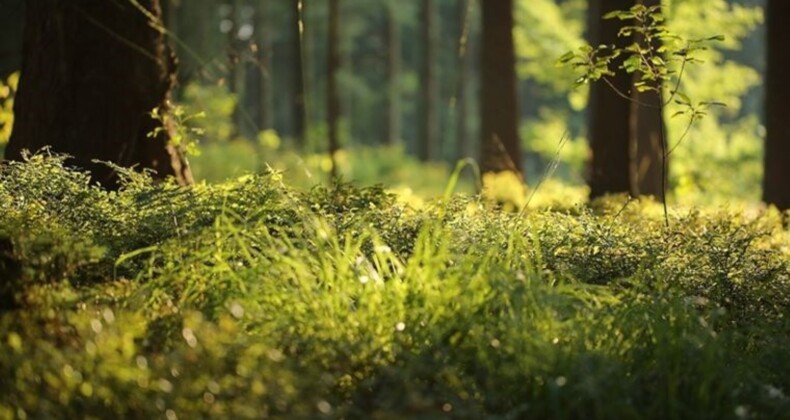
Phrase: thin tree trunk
[
  {"left": 456, "top": 0, "right": 473, "bottom": 160},
  {"left": 291, "top": 0, "right": 306, "bottom": 148},
  {"left": 327, "top": 0, "right": 341, "bottom": 179},
  {"left": 386, "top": 0, "right": 401, "bottom": 147},
  {"left": 763, "top": 0, "right": 790, "bottom": 211},
  {"left": 419, "top": 0, "right": 439, "bottom": 161},
  {"left": 226, "top": 0, "right": 243, "bottom": 139},
  {"left": 480, "top": 0, "right": 522, "bottom": 175},
  {"left": 300, "top": 0, "right": 313, "bottom": 150},
  {"left": 255, "top": 0, "right": 272, "bottom": 131},
  {"left": 5, "top": 0, "right": 192, "bottom": 188},
  {"left": 587, "top": 0, "right": 632, "bottom": 199}
]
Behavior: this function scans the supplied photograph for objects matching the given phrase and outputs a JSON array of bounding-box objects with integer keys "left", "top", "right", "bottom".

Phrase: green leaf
[{"left": 558, "top": 51, "right": 576, "bottom": 64}]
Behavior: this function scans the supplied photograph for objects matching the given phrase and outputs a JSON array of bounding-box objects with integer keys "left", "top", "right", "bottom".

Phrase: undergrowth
[{"left": 0, "top": 154, "right": 788, "bottom": 419}]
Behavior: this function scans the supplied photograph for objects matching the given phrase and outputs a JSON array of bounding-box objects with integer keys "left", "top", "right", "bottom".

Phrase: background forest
[{"left": 0, "top": 0, "right": 769, "bottom": 205}]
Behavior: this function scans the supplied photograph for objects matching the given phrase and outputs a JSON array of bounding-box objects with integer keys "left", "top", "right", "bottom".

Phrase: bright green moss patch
[{"left": 0, "top": 155, "right": 788, "bottom": 418}]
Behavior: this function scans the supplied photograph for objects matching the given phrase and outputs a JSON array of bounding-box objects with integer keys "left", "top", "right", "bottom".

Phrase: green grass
[{"left": 0, "top": 153, "right": 788, "bottom": 419}]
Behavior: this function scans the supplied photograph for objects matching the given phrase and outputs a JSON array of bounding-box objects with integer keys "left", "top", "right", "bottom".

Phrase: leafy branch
[
  {"left": 148, "top": 101, "right": 205, "bottom": 158},
  {"left": 559, "top": 4, "right": 725, "bottom": 226}
]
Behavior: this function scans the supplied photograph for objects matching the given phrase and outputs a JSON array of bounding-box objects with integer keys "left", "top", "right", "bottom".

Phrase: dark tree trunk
[
  {"left": 419, "top": 0, "right": 439, "bottom": 161},
  {"left": 631, "top": 0, "right": 665, "bottom": 202},
  {"left": 254, "top": 0, "right": 272, "bottom": 131},
  {"left": 630, "top": 85, "right": 664, "bottom": 200},
  {"left": 763, "top": 0, "right": 790, "bottom": 211},
  {"left": 386, "top": 0, "right": 401, "bottom": 147},
  {"left": 587, "top": 0, "right": 633, "bottom": 199},
  {"left": 327, "top": 0, "right": 341, "bottom": 179},
  {"left": 456, "top": 0, "right": 473, "bottom": 160},
  {"left": 5, "top": 0, "right": 192, "bottom": 188},
  {"left": 0, "top": 0, "right": 24, "bottom": 81},
  {"left": 629, "top": 0, "right": 668, "bottom": 202},
  {"left": 480, "top": 0, "right": 521, "bottom": 175},
  {"left": 226, "top": 0, "right": 244, "bottom": 139},
  {"left": 290, "top": 0, "right": 306, "bottom": 147},
  {"left": 588, "top": 0, "right": 664, "bottom": 201}
]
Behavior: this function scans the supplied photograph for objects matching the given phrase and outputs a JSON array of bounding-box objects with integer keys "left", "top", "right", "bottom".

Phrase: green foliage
[
  {"left": 529, "top": 0, "right": 762, "bottom": 204},
  {"left": 663, "top": 0, "right": 763, "bottom": 203},
  {"left": 561, "top": 4, "right": 722, "bottom": 128},
  {"left": 0, "top": 72, "right": 18, "bottom": 144},
  {"left": 189, "top": 140, "right": 470, "bottom": 200},
  {"left": 149, "top": 101, "right": 205, "bottom": 157},
  {"left": 515, "top": 0, "right": 586, "bottom": 95},
  {"left": 180, "top": 83, "right": 238, "bottom": 144},
  {"left": 0, "top": 155, "right": 788, "bottom": 418},
  {"left": 514, "top": 0, "right": 590, "bottom": 183}
]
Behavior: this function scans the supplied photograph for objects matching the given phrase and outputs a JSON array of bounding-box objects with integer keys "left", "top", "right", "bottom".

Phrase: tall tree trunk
[
  {"left": 480, "top": 0, "right": 522, "bottom": 175},
  {"left": 629, "top": 0, "right": 668, "bottom": 201},
  {"left": 419, "top": 0, "right": 439, "bottom": 161},
  {"left": 456, "top": 0, "right": 473, "bottom": 160},
  {"left": 254, "top": 0, "right": 272, "bottom": 131},
  {"left": 291, "top": 0, "right": 306, "bottom": 148},
  {"left": 300, "top": 0, "right": 314, "bottom": 150},
  {"left": 226, "top": 0, "right": 243, "bottom": 139},
  {"left": 0, "top": 0, "right": 24, "bottom": 80},
  {"left": 386, "top": 0, "right": 401, "bottom": 147},
  {"left": 763, "top": 0, "right": 790, "bottom": 211},
  {"left": 587, "top": 0, "right": 632, "bottom": 199},
  {"left": 327, "top": 0, "right": 341, "bottom": 179},
  {"left": 5, "top": 0, "right": 192, "bottom": 189},
  {"left": 630, "top": 0, "right": 665, "bottom": 201},
  {"left": 630, "top": 85, "right": 664, "bottom": 200}
]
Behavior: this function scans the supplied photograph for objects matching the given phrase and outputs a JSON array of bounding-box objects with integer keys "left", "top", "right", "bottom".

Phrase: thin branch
[
  {"left": 658, "top": 101, "right": 669, "bottom": 228},
  {"left": 519, "top": 131, "right": 569, "bottom": 216},
  {"left": 664, "top": 58, "right": 687, "bottom": 106},
  {"left": 601, "top": 76, "right": 661, "bottom": 109},
  {"left": 665, "top": 115, "right": 695, "bottom": 157}
]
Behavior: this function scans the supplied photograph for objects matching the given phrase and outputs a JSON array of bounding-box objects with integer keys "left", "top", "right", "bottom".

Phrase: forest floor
[{"left": 0, "top": 154, "right": 788, "bottom": 418}]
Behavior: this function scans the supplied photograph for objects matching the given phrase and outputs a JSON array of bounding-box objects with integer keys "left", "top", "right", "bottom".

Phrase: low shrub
[{"left": 0, "top": 154, "right": 787, "bottom": 418}]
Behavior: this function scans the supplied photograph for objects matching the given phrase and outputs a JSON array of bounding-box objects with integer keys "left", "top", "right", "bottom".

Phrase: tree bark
[
  {"left": 5, "top": 0, "right": 192, "bottom": 189},
  {"left": 226, "top": 0, "right": 244, "bottom": 139},
  {"left": 763, "top": 0, "right": 790, "bottom": 211},
  {"left": 386, "top": 0, "right": 401, "bottom": 147},
  {"left": 419, "top": 0, "right": 439, "bottom": 161},
  {"left": 0, "top": 0, "right": 24, "bottom": 81},
  {"left": 587, "top": 0, "right": 633, "bottom": 199},
  {"left": 290, "top": 0, "right": 306, "bottom": 148},
  {"left": 254, "top": 0, "right": 272, "bottom": 131},
  {"left": 327, "top": 0, "right": 341, "bottom": 179},
  {"left": 456, "top": 0, "right": 473, "bottom": 160},
  {"left": 630, "top": 85, "right": 664, "bottom": 200},
  {"left": 480, "top": 0, "right": 522, "bottom": 175},
  {"left": 588, "top": 0, "right": 665, "bottom": 201},
  {"left": 630, "top": 0, "right": 665, "bottom": 202}
]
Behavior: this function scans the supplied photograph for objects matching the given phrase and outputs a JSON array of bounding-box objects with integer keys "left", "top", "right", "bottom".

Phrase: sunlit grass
[{"left": 0, "top": 153, "right": 787, "bottom": 418}]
